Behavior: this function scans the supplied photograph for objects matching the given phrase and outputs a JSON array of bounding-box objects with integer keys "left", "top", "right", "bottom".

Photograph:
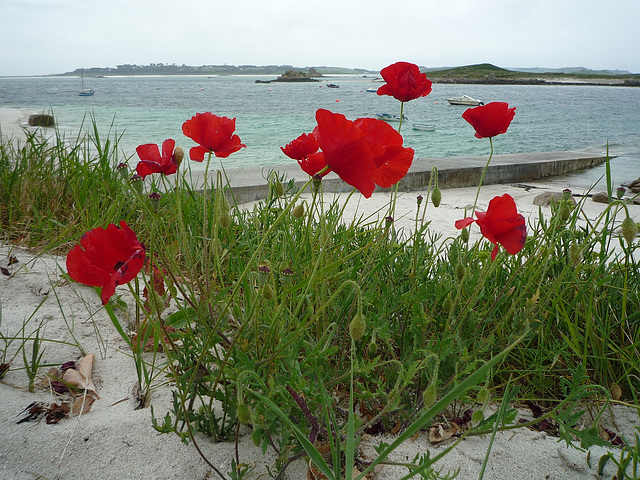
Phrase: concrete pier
[{"left": 208, "top": 149, "right": 612, "bottom": 204}]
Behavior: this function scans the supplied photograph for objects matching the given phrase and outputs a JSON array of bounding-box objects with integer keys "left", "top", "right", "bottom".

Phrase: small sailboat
[{"left": 78, "top": 69, "right": 94, "bottom": 96}]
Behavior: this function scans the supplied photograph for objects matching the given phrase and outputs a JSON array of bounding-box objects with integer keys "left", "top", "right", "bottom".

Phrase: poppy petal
[{"left": 455, "top": 217, "right": 476, "bottom": 230}]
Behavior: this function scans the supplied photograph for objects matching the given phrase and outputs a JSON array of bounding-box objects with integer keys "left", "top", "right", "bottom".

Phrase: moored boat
[
  {"left": 375, "top": 113, "right": 408, "bottom": 122},
  {"left": 446, "top": 95, "right": 483, "bottom": 106},
  {"left": 412, "top": 123, "right": 436, "bottom": 131}
]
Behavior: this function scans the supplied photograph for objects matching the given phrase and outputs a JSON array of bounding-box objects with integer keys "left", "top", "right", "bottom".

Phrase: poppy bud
[
  {"left": 416, "top": 195, "right": 423, "bottom": 206},
  {"left": 422, "top": 384, "right": 436, "bottom": 409},
  {"left": 173, "top": 146, "right": 184, "bottom": 166},
  {"left": 275, "top": 180, "right": 285, "bottom": 198},
  {"left": 367, "top": 339, "right": 377, "bottom": 355},
  {"left": 471, "top": 410, "right": 484, "bottom": 424},
  {"left": 431, "top": 186, "right": 441, "bottom": 208},
  {"left": 292, "top": 204, "right": 305, "bottom": 219},
  {"left": 251, "top": 426, "right": 263, "bottom": 447},
  {"left": 443, "top": 297, "right": 453, "bottom": 314},
  {"left": 569, "top": 242, "right": 582, "bottom": 266},
  {"left": 349, "top": 313, "right": 366, "bottom": 341},
  {"left": 148, "top": 192, "right": 161, "bottom": 212},
  {"left": 257, "top": 264, "right": 270, "bottom": 286},
  {"left": 621, "top": 217, "right": 638, "bottom": 244},
  {"left": 558, "top": 201, "right": 571, "bottom": 222},
  {"left": 616, "top": 187, "right": 626, "bottom": 200},
  {"left": 460, "top": 228, "right": 469, "bottom": 243},
  {"left": 219, "top": 210, "right": 231, "bottom": 229},
  {"left": 262, "top": 284, "right": 275, "bottom": 300},
  {"left": 237, "top": 403, "right": 251, "bottom": 424},
  {"left": 117, "top": 162, "right": 129, "bottom": 181},
  {"left": 455, "top": 264, "right": 465, "bottom": 281},
  {"left": 610, "top": 383, "right": 622, "bottom": 400},
  {"left": 562, "top": 189, "right": 572, "bottom": 201},
  {"left": 130, "top": 174, "right": 144, "bottom": 194},
  {"left": 476, "top": 387, "right": 490, "bottom": 405}
]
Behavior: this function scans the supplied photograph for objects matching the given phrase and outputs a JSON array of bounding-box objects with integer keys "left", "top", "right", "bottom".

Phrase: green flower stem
[{"left": 472, "top": 136, "right": 494, "bottom": 214}]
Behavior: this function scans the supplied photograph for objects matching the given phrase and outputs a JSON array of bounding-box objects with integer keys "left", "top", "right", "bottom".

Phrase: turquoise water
[{"left": 1, "top": 74, "right": 639, "bottom": 188}]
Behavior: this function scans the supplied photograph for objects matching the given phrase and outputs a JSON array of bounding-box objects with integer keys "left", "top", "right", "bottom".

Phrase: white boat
[
  {"left": 375, "top": 113, "right": 408, "bottom": 122},
  {"left": 78, "top": 69, "right": 94, "bottom": 96},
  {"left": 412, "top": 123, "right": 436, "bottom": 131},
  {"left": 446, "top": 95, "right": 483, "bottom": 106},
  {"left": 365, "top": 87, "right": 378, "bottom": 93}
]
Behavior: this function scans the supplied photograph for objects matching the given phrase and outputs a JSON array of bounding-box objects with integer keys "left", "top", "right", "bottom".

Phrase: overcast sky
[{"left": 1, "top": 0, "right": 639, "bottom": 76}]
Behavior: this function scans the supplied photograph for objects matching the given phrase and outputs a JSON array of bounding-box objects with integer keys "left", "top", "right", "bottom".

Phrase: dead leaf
[
  {"left": 71, "top": 394, "right": 97, "bottom": 416},
  {"left": 428, "top": 423, "right": 458, "bottom": 444},
  {"left": 62, "top": 353, "right": 99, "bottom": 397},
  {"left": 46, "top": 403, "right": 70, "bottom": 424}
]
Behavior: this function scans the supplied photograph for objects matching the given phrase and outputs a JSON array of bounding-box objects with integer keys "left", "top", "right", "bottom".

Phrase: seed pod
[
  {"left": 431, "top": 186, "right": 441, "bottom": 208},
  {"left": 257, "top": 264, "right": 270, "bottom": 286},
  {"left": 148, "top": 192, "right": 161, "bottom": 213},
  {"left": 117, "top": 162, "right": 129, "bottom": 181},
  {"left": 130, "top": 174, "right": 144, "bottom": 194},
  {"left": 621, "top": 217, "right": 638, "bottom": 244},
  {"left": 461, "top": 228, "right": 469, "bottom": 243},
  {"left": 349, "top": 313, "right": 366, "bottom": 341}
]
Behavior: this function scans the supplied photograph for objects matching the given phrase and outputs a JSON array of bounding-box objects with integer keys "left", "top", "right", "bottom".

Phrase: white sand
[{"left": 1, "top": 163, "right": 639, "bottom": 478}]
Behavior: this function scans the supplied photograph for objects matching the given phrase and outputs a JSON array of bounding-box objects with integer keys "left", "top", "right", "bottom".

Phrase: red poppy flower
[
  {"left": 462, "top": 102, "right": 516, "bottom": 139},
  {"left": 135, "top": 139, "right": 179, "bottom": 178},
  {"left": 455, "top": 194, "right": 526, "bottom": 261},
  {"left": 376, "top": 62, "right": 432, "bottom": 103},
  {"left": 314, "top": 109, "right": 377, "bottom": 197},
  {"left": 281, "top": 133, "right": 331, "bottom": 177},
  {"left": 182, "top": 112, "right": 246, "bottom": 161},
  {"left": 281, "top": 132, "right": 319, "bottom": 160},
  {"left": 354, "top": 117, "right": 414, "bottom": 188},
  {"left": 67, "top": 221, "right": 146, "bottom": 305},
  {"left": 284, "top": 110, "right": 414, "bottom": 197}
]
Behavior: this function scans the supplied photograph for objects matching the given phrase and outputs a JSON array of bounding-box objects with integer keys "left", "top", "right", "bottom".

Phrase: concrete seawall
[{"left": 212, "top": 149, "right": 611, "bottom": 204}]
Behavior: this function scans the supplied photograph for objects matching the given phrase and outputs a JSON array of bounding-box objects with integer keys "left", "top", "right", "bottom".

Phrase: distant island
[
  {"left": 61, "top": 64, "right": 375, "bottom": 77},
  {"left": 255, "top": 68, "right": 322, "bottom": 84},
  {"left": 60, "top": 63, "right": 640, "bottom": 86},
  {"left": 425, "top": 63, "right": 640, "bottom": 86}
]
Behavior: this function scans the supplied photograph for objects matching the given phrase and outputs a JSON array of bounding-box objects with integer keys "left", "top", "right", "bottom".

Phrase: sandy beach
[{"left": 1, "top": 172, "right": 639, "bottom": 479}]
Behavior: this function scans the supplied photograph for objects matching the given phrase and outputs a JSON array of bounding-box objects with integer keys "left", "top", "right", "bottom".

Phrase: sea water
[{"left": 1, "top": 74, "right": 639, "bottom": 189}]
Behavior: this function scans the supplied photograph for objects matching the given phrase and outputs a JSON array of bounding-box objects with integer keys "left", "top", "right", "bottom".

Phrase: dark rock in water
[
  {"left": 592, "top": 192, "right": 610, "bottom": 204},
  {"left": 533, "top": 192, "right": 577, "bottom": 207},
  {"left": 28, "top": 114, "right": 55, "bottom": 127},
  {"left": 626, "top": 177, "right": 640, "bottom": 194}
]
